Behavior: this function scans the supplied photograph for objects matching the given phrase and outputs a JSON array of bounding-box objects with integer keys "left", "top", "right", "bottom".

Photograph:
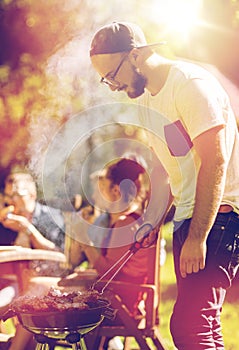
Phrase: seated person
[
  {"left": 0, "top": 172, "right": 65, "bottom": 350},
  {"left": 67, "top": 158, "right": 150, "bottom": 350},
  {"left": 65, "top": 152, "right": 150, "bottom": 274},
  {"left": 70, "top": 158, "right": 149, "bottom": 313},
  {"left": 0, "top": 172, "right": 65, "bottom": 252},
  {"left": 0, "top": 172, "right": 66, "bottom": 279}
]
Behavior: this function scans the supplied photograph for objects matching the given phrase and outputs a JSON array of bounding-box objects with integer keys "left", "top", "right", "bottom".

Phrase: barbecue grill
[
  {"left": 1, "top": 222, "right": 157, "bottom": 350},
  {"left": 2, "top": 298, "right": 113, "bottom": 350}
]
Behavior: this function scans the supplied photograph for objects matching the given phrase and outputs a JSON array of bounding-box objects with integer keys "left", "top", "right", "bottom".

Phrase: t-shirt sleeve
[{"left": 175, "top": 77, "right": 227, "bottom": 140}]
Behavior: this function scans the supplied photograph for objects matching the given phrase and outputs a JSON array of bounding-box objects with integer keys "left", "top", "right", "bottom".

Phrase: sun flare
[{"left": 150, "top": 0, "right": 203, "bottom": 42}]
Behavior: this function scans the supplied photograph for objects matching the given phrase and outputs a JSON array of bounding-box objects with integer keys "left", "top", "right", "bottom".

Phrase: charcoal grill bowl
[{"left": 3, "top": 299, "right": 111, "bottom": 350}]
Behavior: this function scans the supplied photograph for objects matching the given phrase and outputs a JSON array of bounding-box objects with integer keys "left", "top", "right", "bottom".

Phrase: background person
[
  {"left": 73, "top": 158, "right": 149, "bottom": 307},
  {"left": 75, "top": 157, "right": 150, "bottom": 350},
  {"left": 0, "top": 171, "right": 66, "bottom": 292},
  {"left": 0, "top": 172, "right": 65, "bottom": 253},
  {"left": 89, "top": 22, "right": 239, "bottom": 350},
  {"left": 0, "top": 171, "right": 66, "bottom": 350},
  {"left": 60, "top": 158, "right": 148, "bottom": 349}
]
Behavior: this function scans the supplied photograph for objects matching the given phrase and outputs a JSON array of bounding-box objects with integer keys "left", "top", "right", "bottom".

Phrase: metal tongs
[{"left": 91, "top": 222, "right": 157, "bottom": 294}]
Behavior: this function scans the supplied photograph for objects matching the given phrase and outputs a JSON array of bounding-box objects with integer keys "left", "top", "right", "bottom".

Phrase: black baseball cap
[{"left": 90, "top": 22, "right": 165, "bottom": 56}]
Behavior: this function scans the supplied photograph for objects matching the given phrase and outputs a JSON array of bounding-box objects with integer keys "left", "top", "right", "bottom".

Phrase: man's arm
[
  {"left": 180, "top": 124, "right": 228, "bottom": 277},
  {"left": 2, "top": 213, "right": 56, "bottom": 250}
]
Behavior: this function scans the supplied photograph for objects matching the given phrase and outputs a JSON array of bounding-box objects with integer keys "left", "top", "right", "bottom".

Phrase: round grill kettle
[{"left": 1, "top": 222, "right": 157, "bottom": 350}]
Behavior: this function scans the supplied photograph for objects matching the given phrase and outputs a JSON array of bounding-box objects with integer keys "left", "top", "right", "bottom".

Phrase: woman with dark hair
[{"left": 77, "top": 158, "right": 149, "bottom": 312}]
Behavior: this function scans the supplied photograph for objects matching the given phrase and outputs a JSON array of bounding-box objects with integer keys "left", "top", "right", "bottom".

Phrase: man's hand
[
  {"left": 180, "top": 236, "right": 207, "bottom": 278},
  {"left": 0, "top": 205, "right": 14, "bottom": 222},
  {"left": 139, "top": 223, "right": 160, "bottom": 248},
  {"left": 80, "top": 206, "right": 95, "bottom": 223},
  {"left": 1, "top": 212, "right": 30, "bottom": 232}
]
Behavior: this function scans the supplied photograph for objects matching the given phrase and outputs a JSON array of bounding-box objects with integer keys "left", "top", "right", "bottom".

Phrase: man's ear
[{"left": 128, "top": 48, "right": 141, "bottom": 66}]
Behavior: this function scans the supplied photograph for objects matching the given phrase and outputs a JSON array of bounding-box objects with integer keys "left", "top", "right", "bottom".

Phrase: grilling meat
[{"left": 11, "top": 287, "right": 101, "bottom": 313}]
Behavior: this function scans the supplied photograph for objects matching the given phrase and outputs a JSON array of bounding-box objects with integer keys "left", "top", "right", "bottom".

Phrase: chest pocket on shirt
[{"left": 164, "top": 120, "right": 193, "bottom": 157}]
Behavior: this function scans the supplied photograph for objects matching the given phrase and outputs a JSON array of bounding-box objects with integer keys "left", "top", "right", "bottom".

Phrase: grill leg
[
  {"left": 34, "top": 335, "right": 53, "bottom": 350},
  {"left": 35, "top": 342, "right": 50, "bottom": 350},
  {"left": 79, "top": 338, "right": 87, "bottom": 350},
  {"left": 66, "top": 332, "right": 87, "bottom": 350}
]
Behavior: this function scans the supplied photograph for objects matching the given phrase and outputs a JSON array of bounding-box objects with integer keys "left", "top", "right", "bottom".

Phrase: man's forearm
[
  {"left": 24, "top": 224, "right": 56, "bottom": 250},
  {"left": 179, "top": 125, "right": 228, "bottom": 277},
  {"left": 188, "top": 156, "right": 227, "bottom": 242}
]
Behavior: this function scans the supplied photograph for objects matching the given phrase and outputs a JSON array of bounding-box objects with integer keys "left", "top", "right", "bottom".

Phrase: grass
[
  {"left": 159, "top": 222, "right": 239, "bottom": 350},
  {"left": 159, "top": 224, "right": 177, "bottom": 350}
]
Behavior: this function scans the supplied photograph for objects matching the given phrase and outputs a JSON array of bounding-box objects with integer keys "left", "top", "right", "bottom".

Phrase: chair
[
  {"left": 0, "top": 250, "right": 67, "bottom": 349},
  {"left": 0, "top": 260, "right": 31, "bottom": 348},
  {"left": 85, "top": 234, "right": 168, "bottom": 350}
]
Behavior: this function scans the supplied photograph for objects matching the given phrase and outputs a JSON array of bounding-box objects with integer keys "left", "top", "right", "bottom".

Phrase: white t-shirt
[{"left": 139, "top": 61, "right": 239, "bottom": 221}]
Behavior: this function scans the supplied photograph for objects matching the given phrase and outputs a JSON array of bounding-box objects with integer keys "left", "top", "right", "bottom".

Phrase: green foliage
[
  {"left": 0, "top": 0, "right": 89, "bottom": 182},
  {"left": 0, "top": 0, "right": 84, "bottom": 65}
]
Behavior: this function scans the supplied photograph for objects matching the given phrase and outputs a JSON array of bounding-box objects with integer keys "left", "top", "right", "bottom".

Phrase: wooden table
[
  {"left": 0, "top": 246, "right": 66, "bottom": 263},
  {"left": 0, "top": 246, "right": 66, "bottom": 293}
]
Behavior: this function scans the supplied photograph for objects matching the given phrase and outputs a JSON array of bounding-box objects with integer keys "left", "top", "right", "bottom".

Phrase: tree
[{"left": 0, "top": 0, "right": 88, "bottom": 187}]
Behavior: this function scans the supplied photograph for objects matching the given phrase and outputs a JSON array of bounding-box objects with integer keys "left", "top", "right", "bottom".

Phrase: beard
[{"left": 127, "top": 69, "right": 147, "bottom": 99}]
